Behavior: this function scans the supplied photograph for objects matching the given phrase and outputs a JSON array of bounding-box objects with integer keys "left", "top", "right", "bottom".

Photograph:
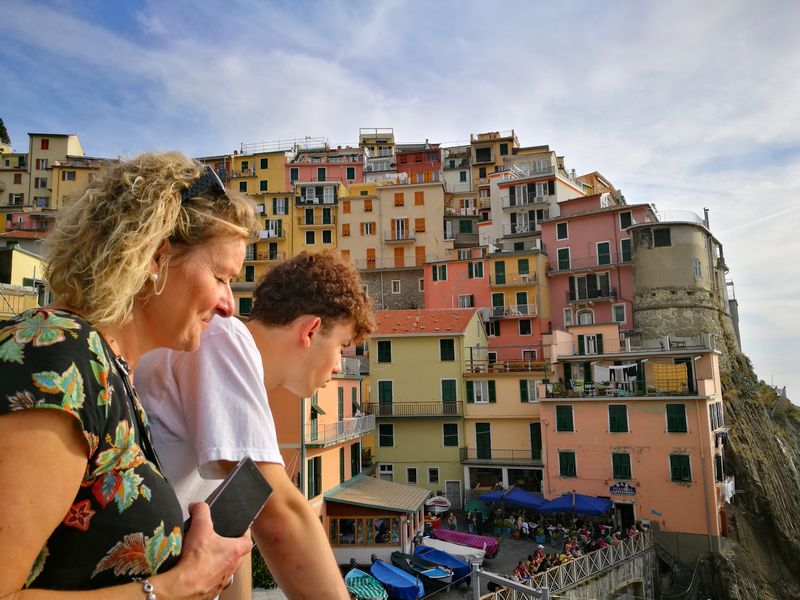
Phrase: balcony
[
  {"left": 229, "top": 169, "right": 256, "bottom": 178},
  {"left": 502, "top": 222, "right": 542, "bottom": 236},
  {"left": 258, "top": 229, "right": 285, "bottom": 239},
  {"left": 364, "top": 401, "right": 463, "bottom": 417},
  {"left": 384, "top": 229, "right": 416, "bottom": 243},
  {"left": 295, "top": 195, "right": 337, "bottom": 206},
  {"left": 465, "top": 358, "right": 548, "bottom": 375},
  {"left": 444, "top": 206, "right": 479, "bottom": 217},
  {"left": 444, "top": 157, "right": 470, "bottom": 170},
  {"left": 541, "top": 378, "right": 714, "bottom": 399},
  {"left": 339, "top": 356, "right": 361, "bottom": 376},
  {"left": 297, "top": 215, "right": 336, "bottom": 227},
  {"left": 550, "top": 252, "right": 631, "bottom": 272},
  {"left": 245, "top": 251, "right": 285, "bottom": 262},
  {"left": 489, "top": 272, "right": 538, "bottom": 286},
  {"left": 304, "top": 414, "right": 375, "bottom": 447},
  {"left": 460, "top": 447, "right": 543, "bottom": 467},
  {"left": 566, "top": 287, "right": 617, "bottom": 303},
  {"left": 500, "top": 193, "right": 554, "bottom": 209},
  {"left": 364, "top": 162, "right": 396, "bottom": 173},
  {"left": 619, "top": 332, "right": 716, "bottom": 353},
  {"left": 486, "top": 304, "right": 539, "bottom": 319}
]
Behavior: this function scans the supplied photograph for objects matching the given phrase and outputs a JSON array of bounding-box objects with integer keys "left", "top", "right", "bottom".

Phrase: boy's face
[{"left": 293, "top": 319, "right": 356, "bottom": 398}]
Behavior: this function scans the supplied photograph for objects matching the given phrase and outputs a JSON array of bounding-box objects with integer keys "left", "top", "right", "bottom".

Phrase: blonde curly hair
[{"left": 46, "top": 151, "right": 260, "bottom": 329}]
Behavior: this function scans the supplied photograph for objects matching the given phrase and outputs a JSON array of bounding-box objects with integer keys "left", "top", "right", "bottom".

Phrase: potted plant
[{"left": 502, "top": 518, "right": 513, "bottom": 536}]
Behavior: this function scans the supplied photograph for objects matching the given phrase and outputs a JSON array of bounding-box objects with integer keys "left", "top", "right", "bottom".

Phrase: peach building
[{"left": 539, "top": 324, "right": 730, "bottom": 563}]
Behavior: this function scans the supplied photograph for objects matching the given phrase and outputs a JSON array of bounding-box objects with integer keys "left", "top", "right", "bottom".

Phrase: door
[
  {"left": 515, "top": 291, "right": 528, "bottom": 315},
  {"left": 445, "top": 480, "right": 462, "bottom": 510},
  {"left": 476, "top": 423, "right": 491, "bottom": 460},
  {"left": 394, "top": 247, "right": 405, "bottom": 268},
  {"left": 378, "top": 381, "right": 393, "bottom": 415},
  {"left": 394, "top": 218, "right": 407, "bottom": 240},
  {"left": 530, "top": 422, "right": 542, "bottom": 461},
  {"left": 268, "top": 242, "right": 278, "bottom": 260},
  {"left": 442, "top": 380, "right": 457, "bottom": 415},
  {"left": 492, "top": 292, "right": 505, "bottom": 317},
  {"left": 614, "top": 502, "right": 636, "bottom": 529},
  {"left": 494, "top": 261, "right": 506, "bottom": 285}
]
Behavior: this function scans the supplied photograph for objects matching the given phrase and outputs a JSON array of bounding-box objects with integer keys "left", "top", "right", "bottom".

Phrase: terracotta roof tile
[
  {"left": 0, "top": 231, "right": 45, "bottom": 239},
  {"left": 374, "top": 308, "right": 477, "bottom": 336}
]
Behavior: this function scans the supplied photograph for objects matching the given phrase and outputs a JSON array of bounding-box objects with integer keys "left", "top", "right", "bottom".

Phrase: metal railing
[
  {"left": 460, "top": 447, "right": 543, "bottom": 466},
  {"left": 258, "top": 229, "right": 285, "bottom": 239},
  {"left": 619, "top": 332, "right": 715, "bottom": 352},
  {"left": 500, "top": 193, "right": 554, "bottom": 209},
  {"left": 502, "top": 223, "right": 544, "bottom": 236},
  {"left": 228, "top": 169, "right": 256, "bottom": 178},
  {"left": 489, "top": 273, "right": 538, "bottom": 286},
  {"left": 444, "top": 157, "right": 470, "bottom": 169},
  {"left": 543, "top": 379, "right": 706, "bottom": 398},
  {"left": 525, "top": 530, "right": 653, "bottom": 594},
  {"left": 444, "top": 205, "right": 479, "bottom": 216},
  {"left": 486, "top": 304, "right": 539, "bottom": 318},
  {"left": 465, "top": 359, "right": 547, "bottom": 374},
  {"left": 364, "top": 401, "right": 463, "bottom": 417},
  {"left": 244, "top": 251, "right": 285, "bottom": 261},
  {"left": 566, "top": 287, "right": 617, "bottom": 302},
  {"left": 384, "top": 229, "right": 416, "bottom": 242},
  {"left": 304, "top": 414, "right": 375, "bottom": 446},
  {"left": 340, "top": 357, "right": 361, "bottom": 376},
  {"left": 550, "top": 252, "right": 631, "bottom": 272},
  {"left": 297, "top": 215, "right": 336, "bottom": 226}
]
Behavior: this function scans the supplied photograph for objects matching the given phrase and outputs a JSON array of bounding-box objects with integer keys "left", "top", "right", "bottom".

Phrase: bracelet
[{"left": 133, "top": 577, "right": 157, "bottom": 600}]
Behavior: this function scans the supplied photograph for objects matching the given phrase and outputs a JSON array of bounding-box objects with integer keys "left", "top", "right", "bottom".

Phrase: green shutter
[
  {"left": 597, "top": 334, "right": 604, "bottom": 354},
  {"left": 488, "top": 380, "right": 496, "bottom": 403},
  {"left": 432, "top": 266, "right": 438, "bottom": 281},
  {"left": 468, "top": 262, "right": 474, "bottom": 278},
  {"left": 520, "top": 379, "right": 529, "bottom": 402},
  {"left": 466, "top": 381, "right": 474, "bottom": 403},
  {"left": 578, "top": 335, "right": 585, "bottom": 355}
]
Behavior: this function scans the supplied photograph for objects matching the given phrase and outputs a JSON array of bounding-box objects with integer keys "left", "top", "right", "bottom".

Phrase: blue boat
[
  {"left": 369, "top": 559, "right": 424, "bottom": 600},
  {"left": 344, "top": 567, "right": 388, "bottom": 600},
  {"left": 390, "top": 551, "right": 452, "bottom": 592},
  {"left": 414, "top": 545, "right": 472, "bottom": 584}
]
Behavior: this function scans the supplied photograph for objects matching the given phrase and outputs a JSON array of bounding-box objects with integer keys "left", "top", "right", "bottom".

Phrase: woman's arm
[{"left": 0, "top": 410, "right": 250, "bottom": 600}]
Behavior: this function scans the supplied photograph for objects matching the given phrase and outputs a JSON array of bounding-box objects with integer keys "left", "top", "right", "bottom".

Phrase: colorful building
[
  {"left": 367, "top": 308, "right": 487, "bottom": 509},
  {"left": 360, "top": 128, "right": 396, "bottom": 183},
  {"left": 395, "top": 141, "right": 441, "bottom": 184}
]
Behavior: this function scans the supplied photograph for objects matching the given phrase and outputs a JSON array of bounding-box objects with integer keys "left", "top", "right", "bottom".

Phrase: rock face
[{"left": 705, "top": 346, "right": 800, "bottom": 599}]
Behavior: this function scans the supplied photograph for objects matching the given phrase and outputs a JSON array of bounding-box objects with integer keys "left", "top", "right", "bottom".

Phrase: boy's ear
[{"left": 298, "top": 315, "right": 322, "bottom": 348}]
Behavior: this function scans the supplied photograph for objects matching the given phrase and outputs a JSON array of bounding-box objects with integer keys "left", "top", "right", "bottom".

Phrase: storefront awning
[{"left": 325, "top": 474, "right": 430, "bottom": 513}]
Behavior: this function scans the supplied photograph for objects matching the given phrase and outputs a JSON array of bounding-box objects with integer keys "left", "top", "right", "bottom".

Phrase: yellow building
[
  {"left": 290, "top": 181, "right": 344, "bottom": 257},
  {"left": 470, "top": 130, "right": 519, "bottom": 198},
  {"left": 0, "top": 245, "right": 48, "bottom": 315},
  {"left": 50, "top": 157, "right": 107, "bottom": 210},
  {"left": 366, "top": 308, "right": 487, "bottom": 509}
]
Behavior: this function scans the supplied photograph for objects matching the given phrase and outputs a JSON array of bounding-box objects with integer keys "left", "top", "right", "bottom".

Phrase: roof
[
  {"left": 0, "top": 231, "right": 46, "bottom": 240},
  {"left": 325, "top": 474, "right": 430, "bottom": 513},
  {"left": 374, "top": 308, "right": 477, "bottom": 337}
]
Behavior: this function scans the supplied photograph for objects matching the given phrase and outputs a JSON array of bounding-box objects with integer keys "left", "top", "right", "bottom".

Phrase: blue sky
[{"left": 2, "top": 0, "right": 798, "bottom": 400}]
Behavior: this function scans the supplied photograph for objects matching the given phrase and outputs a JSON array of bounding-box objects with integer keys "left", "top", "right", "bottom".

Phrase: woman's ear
[{"left": 149, "top": 240, "right": 172, "bottom": 276}]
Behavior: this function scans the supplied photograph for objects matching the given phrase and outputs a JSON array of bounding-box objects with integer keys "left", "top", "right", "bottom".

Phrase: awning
[
  {"left": 538, "top": 492, "right": 613, "bottom": 516},
  {"left": 325, "top": 474, "right": 431, "bottom": 513}
]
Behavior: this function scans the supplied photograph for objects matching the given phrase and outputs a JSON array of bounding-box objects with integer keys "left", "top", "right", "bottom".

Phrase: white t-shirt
[{"left": 135, "top": 315, "right": 283, "bottom": 519}]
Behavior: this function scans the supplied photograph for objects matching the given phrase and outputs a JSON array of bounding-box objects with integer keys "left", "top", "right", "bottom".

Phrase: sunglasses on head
[{"left": 181, "top": 165, "right": 227, "bottom": 202}]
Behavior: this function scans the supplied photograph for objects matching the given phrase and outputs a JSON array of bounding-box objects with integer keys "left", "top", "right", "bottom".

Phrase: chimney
[{"left": 703, "top": 207, "right": 710, "bottom": 228}]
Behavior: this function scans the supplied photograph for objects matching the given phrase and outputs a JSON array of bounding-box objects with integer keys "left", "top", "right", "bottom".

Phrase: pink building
[
  {"left": 395, "top": 143, "right": 441, "bottom": 183},
  {"left": 539, "top": 324, "right": 730, "bottom": 563},
  {"left": 423, "top": 248, "right": 491, "bottom": 311},
  {"left": 286, "top": 146, "right": 364, "bottom": 190},
  {"left": 540, "top": 194, "right": 656, "bottom": 330}
]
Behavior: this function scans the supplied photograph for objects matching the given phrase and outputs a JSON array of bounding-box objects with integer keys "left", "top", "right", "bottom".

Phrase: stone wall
[{"left": 360, "top": 268, "right": 424, "bottom": 311}]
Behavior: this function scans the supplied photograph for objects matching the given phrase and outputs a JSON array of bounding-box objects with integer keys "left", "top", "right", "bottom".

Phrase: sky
[{"left": 2, "top": 0, "right": 798, "bottom": 401}]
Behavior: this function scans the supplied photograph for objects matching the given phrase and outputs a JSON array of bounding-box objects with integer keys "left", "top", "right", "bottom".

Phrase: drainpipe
[
  {"left": 300, "top": 396, "right": 307, "bottom": 497},
  {"left": 696, "top": 402, "right": 714, "bottom": 553}
]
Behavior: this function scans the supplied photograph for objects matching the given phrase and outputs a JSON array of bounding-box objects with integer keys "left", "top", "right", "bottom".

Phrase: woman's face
[{"left": 140, "top": 235, "right": 246, "bottom": 353}]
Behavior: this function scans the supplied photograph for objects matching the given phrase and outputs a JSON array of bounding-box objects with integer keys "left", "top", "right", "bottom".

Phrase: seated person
[{"left": 513, "top": 561, "right": 531, "bottom": 580}]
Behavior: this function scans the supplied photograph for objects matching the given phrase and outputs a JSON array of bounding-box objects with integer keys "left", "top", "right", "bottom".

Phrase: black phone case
[{"left": 184, "top": 456, "right": 273, "bottom": 538}]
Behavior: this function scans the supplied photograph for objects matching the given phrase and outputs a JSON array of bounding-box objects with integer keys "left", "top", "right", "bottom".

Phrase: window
[
  {"left": 406, "top": 467, "right": 417, "bottom": 484},
  {"left": 432, "top": 264, "right": 447, "bottom": 281},
  {"left": 607, "top": 304, "right": 625, "bottom": 326},
  {"left": 307, "top": 456, "right": 322, "bottom": 498},
  {"left": 379, "top": 464, "right": 394, "bottom": 481},
  {"left": 40, "top": 139, "right": 49, "bottom": 150},
  {"left": 415, "top": 217, "right": 426, "bottom": 233},
  {"left": 597, "top": 241, "right": 611, "bottom": 265},
  {"left": 317, "top": 167, "right": 326, "bottom": 181},
  {"left": 322, "top": 229, "right": 332, "bottom": 244},
  {"left": 290, "top": 167, "right": 298, "bottom": 182},
  {"left": 428, "top": 467, "right": 439, "bottom": 484},
  {"left": 13, "top": 173, "right": 22, "bottom": 184},
  {"left": 556, "top": 222, "right": 568, "bottom": 240},
  {"left": 499, "top": 143, "right": 509, "bottom": 156},
  {"left": 443, "top": 424, "right": 459, "bottom": 447},
  {"left": 519, "top": 380, "right": 537, "bottom": 403},
  {"left": 459, "top": 171, "right": 467, "bottom": 182},
  {"left": 486, "top": 321, "right": 500, "bottom": 337},
  {"left": 260, "top": 180, "right": 268, "bottom": 192},
  {"left": 609, "top": 405, "right": 628, "bottom": 432},
  {"left": 692, "top": 258, "right": 702, "bottom": 278},
  {"left": 342, "top": 199, "right": 351, "bottom": 214},
  {"left": 377, "top": 340, "right": 392, "bottom": 363},
  {"left": 670, "top": 454, "right": 691, "bottom": 482},
  {"left": 475, "top": 147, "right": 491, "bottom": 162},
  {"left": 305, "top": 230, "right": 315, "bottom": 245},
  {"left": 466, "top": 380, "right": 496, "bottom": 403},
  {"left": 239, "top": 297, "right": 252, "bottom": 315},
  {"left": 620, "top": 238, "right": 632, "bottom": 262},
  {"left": 666, "top": 404, "right": 688, "bottom": 433},
  {"left": 419, "top": 278, "right": 424, "bottom": 292},
  {"left": 559, "top": 451, "right": 577, "bottom": 477},
  {"left": 62, "top": 171, "right": 76, "bottom": 181},
  {"left": 239, "top": 181, "right": 247, "bottom": 193},
  {"left": 364, "top": 198, "right": 373, "bottom": 212},
  {"left": 576, "top": 310, "right": 595, "bottom": 326},
  {"left": 378, "top": 424, "right": 394, "bottom": 447},
  {"left": 557, "top": 248, "right": 571, "bottom": 270},
  {"left": 414, "top": 191, "right": 424, "bottom": 205},
  {"left": 346, "top": 166, "right": 356, "bottom": 180},
  {"left": 241, "top": 161, "right": 249, "bottom": 171},
  {"left": 569, "top": 273, "right": 611, "bottom": 301},
  {"left": 342, "top": 223, "right": 351, "bottom": 237},
  {"left": 577, "top": 333, "right": 603, "bottom": 354},
  {"left": 563, "top": 308, "right": 573, "bottom": 327},
  {"left": 273, "top": 197, "right": 288, "bottom": 214},
  {"left": 654, "top": 228, "right": 672, "bottom": 247},
  {"left": 478, "top": 166, "right": 487, "bottom": 178},
  {"left": 394, "top": 192, "right": 404, "bottom": 206},
  {"left": 458, "top": 294, "right": 474, "bottom": 308},
  {"left": 34, "top": 177, "right": 47, "bottom": 189},
  {"left": 391, "top": 280, "right": 401, "bottom": 294},
  {"left": 620, "top": 211, "right": 632, "bottom": 229},
  {"left": 35, "top": 158, "right": 48, "bottom": 170},
  {"left": 9, "top": 193, "right": 23, "bottom": 205},
  {"left": 556, "top": 405, "right": 574, "bottom": 431},
  {"left": 517, "top": 258, "right": 529, "bottom": 275},
  {"left": 518, "top": 319, "right": 532, "bottom": 336},
  {"left": 260, "top": 158, "right": 268, "bottom": 169},
  {"left": 612, "top": 453, "right": 632, "bottom": 479},
  {"left": 459, "top": 219, "right": 473, "bottom": 233},
  {"left": 244, "top": 265, "right": 255, "bottom": 282},
  {"left": 440, "top": 339, "right": 455, "bottom": 361},
  {"left": 467, "top": 261, "right": 484, "bottom": 278}
]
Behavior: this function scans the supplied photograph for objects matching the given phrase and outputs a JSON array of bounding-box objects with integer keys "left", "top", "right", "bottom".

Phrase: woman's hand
[{"left": 160, "top": 502, "right": 252, "bottom": 600}]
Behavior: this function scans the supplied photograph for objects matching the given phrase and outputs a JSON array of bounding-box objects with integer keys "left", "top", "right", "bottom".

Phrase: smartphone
[{"left": 184, "top": 456, "right": 273, "bottom": 538}]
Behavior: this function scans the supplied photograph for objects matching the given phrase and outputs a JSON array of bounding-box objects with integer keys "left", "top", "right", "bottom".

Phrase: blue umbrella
[
  {"left": 538, "top": 492, "right": 613, "bottom": 516},
  {"left": 479, "top": 487, "right": 545, "bottom": 510}
]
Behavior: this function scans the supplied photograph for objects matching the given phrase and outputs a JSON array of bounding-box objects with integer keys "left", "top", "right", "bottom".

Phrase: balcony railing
[
  {"left": 304, "top": 414, "right": 375, "bottom": 447},
  {"left": 444, "top": 206, "right": 479, "bottom": 217},
  {"left": 489, "top": 272, "right": 538, "bottom": 286},
  {"left": 384, "top": 230, "right": 416, "bottom": 243},
  {"left": 297, "top": 215, "right": 336, "bottom": 227},
  {"left": 295, "top": 195, "right": 337, "bottom": 205},
  {"left": 339, "top": 357, "right": 361, "bottom": 376},
  {"left": 500, "top": 193, "right": 554, "bottom": 209},
  {"left": 459, "top": 447, "right": 543, "bottom": 466},
  {"left": 550, "top": 252, "right": 631, "bottom": 272},
  {"left": 502, "top": 222, "right": 543, "bottom": 236},
  {"left": 486, "top": 304, "right": 539, "bottom": 319},
  {"left": 444, "top": 158, "right": 470, "bottom": 170},
  {"left": 258, "top": 229, "right": 285, "bottom": 239},
  {"left": 364, "top": 401, "right": 463, "bottom": 417},
  {"left": 541, "top": 378, "right": 710, "bottom": 399},
  {"left": 229, "top": 169, "right": 256, "bottom": 178},
  {"left": 619, "top": 332, "right": 716, "bottom": 353},
  {"left": 465, "top": 358, "right": 548, "bottom": 374},
  {"left": 566, "top": 287, "right": 617, "bottom": 302}
]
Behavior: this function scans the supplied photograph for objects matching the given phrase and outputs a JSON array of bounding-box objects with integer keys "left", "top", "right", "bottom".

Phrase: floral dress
[{"left": 0, "top": 308, "right": 184, "bottom": 590}]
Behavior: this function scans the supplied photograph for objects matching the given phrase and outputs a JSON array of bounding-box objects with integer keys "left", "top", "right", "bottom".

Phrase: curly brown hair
[{"left": 250, "top": 250, "right": 375, "bottom": 343}]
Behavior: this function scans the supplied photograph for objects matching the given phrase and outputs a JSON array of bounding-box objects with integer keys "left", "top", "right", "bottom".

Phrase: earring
[
  {"left": 150, "top": 270, "right": 167, "bottom": 296},
  {"left": 150, "top": 273, "right": 159, "bottom": 283}
]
